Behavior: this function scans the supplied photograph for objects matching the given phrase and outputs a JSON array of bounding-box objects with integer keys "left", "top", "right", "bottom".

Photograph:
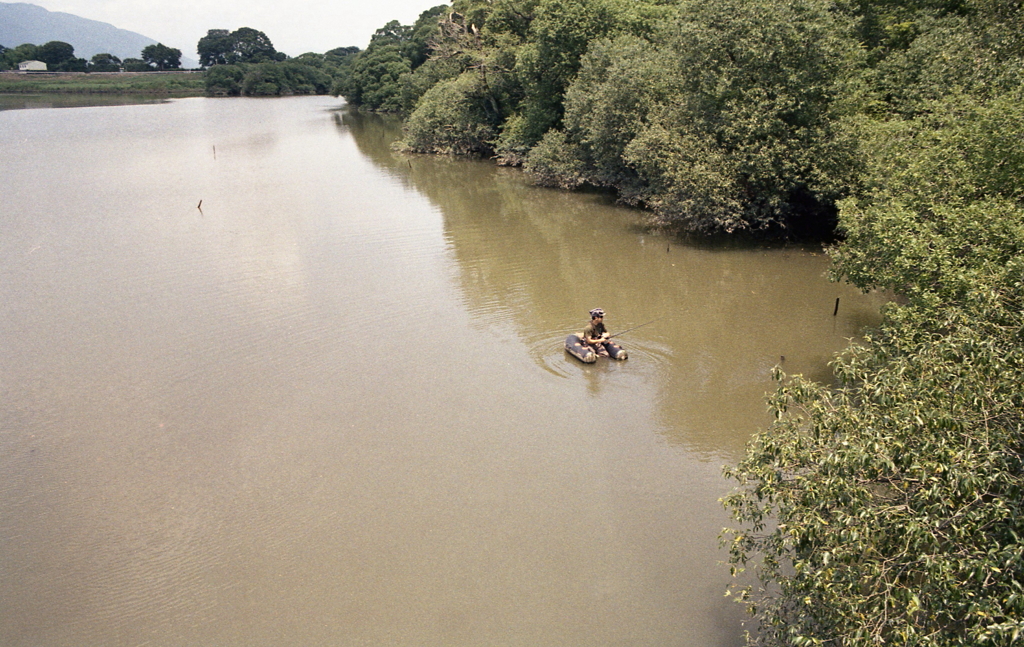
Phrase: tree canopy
[
  {"left": 89, "top": 53, "right": 121, "bottom": 72},
  {"left": 197, "top": 27, "right": 285, "bottom": 67},
  {"left": 717, "top": 0, "right": 1024, "bottom": 643},
  {"left": 195, "top": 26, "right": 352, "bottom": 97},
  {"left": 203, "top": 60, "right": 334, "bottom": 96},
  {"left": 141, "top": 43, "right": 182, "bottom": 70},
  {"left": 0, "top": 43, "right": 39, "bottom": 70},
  {"left": 333, "top": 5, "right": 449, "bottom": 112},
  {"left": 35, "top": 40, "right": 74, "bottom": 67},
  {"left": 723, "top": 94, "right": 1024, "bottom": 643},
  {"left": 9, "top": 40, "right": 88, "bottom": 72},
  {"left": 122, "top": 58, "right": 151, "bottom": 72},
  {"left": 197, "top": 29, "right": 233, "bottom": 66}
]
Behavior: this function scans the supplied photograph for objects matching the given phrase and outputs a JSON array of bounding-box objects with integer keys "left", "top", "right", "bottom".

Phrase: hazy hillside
[{"left": 0, "top": 2, "right": 197, "bottom": 67}]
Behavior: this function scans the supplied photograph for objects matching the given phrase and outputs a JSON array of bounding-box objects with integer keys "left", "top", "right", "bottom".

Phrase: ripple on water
[{"left": 526, "top": 330, "right": 675, "bottom": 378}]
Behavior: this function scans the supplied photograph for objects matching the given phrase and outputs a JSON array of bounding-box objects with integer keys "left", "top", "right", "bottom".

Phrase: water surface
[
  {"left": 0, "top": 96, "right": 886, "bottom": 646},
  {"left": 0, "top": 92, "right": 171, "bottom": 111}
]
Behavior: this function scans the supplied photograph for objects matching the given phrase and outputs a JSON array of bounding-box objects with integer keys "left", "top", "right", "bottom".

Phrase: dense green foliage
[
  {"left": 341, "top": 0, "right": 1024, "bottom": 643},
  {"left": 718, "top": 0, "right": 1024, "bottom": 642},
  {"left": 402, "top": 68, "right": 499, "bottom": 154},
  {"left": 141, "top": 43, "right": 182, "bottom": 70},
  {"left": 530, "top": 0, "right": 858, "bottom": 234},
  {"left": 342, "top": 0, "right": 858, "bottom": 234},
  {"left": 341, "top": 0, "right": 1023, "bottom": 234},
  {"left": 36, "top": 40, "right": 75, "bottom": 67},
  {"left": 195, "top": 28, "right": 354, "bottom": 97},
  {"left": 333, "top": 6, "right": 449, "bottom": 111},
  {"left": 197, "top": 28, "right": 287, "bottom": 67},
  {"left": 723, "top": 100, "right": 1024, "bottom": 644},
  {"left": 89, "top": 53, "right": 122, "bottom": 73},
  {"left": 0, "top": 40, "right": 87, "bottom": 71},
  {"left": 0, "top": 43, "right": 38, "bottom": 69},
  {"left": 399, "top": 0, "right": 676, "bottom": 161},
  {"left": 203, "top": 61, "right": 334, "bottom": 96},
  {"left": 0, "top": 40, "right": 180, "bottom": 73},
  {"left": 121, "top": 58, "right": 153, "bottom": 73}
]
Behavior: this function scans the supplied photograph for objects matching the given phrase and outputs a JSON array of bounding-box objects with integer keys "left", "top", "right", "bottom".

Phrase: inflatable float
[{"left": 565, "top": 334, "right": 628, "bottom": 363}]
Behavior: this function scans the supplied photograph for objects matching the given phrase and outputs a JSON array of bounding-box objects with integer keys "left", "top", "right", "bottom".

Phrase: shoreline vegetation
[
  {"left": 333, "top": 1, "right": 1024, "bottom": 646},
  {"left": 0, "top": 71, "right": 206, "bottom": 95},
  {"left": 0, "top": 29, "right": 350, "bottom": 99}
]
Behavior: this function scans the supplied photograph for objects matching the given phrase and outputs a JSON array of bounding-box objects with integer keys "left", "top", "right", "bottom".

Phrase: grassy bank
[{"left": 0, "top": 71, "right": 205, "bottom": 95}]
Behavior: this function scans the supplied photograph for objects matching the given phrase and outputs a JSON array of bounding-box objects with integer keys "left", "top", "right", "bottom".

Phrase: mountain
[{"left": 0, "top": 2, "right": 197, "bottom": 67}]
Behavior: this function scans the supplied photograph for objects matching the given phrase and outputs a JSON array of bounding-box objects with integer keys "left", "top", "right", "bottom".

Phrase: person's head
[{"left": 590, "top": 308, "right": 605, "bottom": 321}]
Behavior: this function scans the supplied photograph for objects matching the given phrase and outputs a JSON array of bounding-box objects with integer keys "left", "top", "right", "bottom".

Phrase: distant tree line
[
  {"left": 0, "top": 26, "right": 365, "bottom": 98},
  {"left": 197, "top": 27, "right": 358, "bottom": 97},
  {"left": 0, "top": 40, "right": 182, "bottom": 72}
]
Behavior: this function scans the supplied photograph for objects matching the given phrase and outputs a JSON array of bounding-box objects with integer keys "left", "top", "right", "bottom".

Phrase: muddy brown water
[{"left": 0, "top": 96, "right": 886, "bottom": 646}]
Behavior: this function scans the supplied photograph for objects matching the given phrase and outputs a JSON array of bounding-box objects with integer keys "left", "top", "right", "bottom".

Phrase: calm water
[
  {"left": 0, "top": 96, "right": 886, "bottom": 647},
  {"left": 0, "top": 93, "right": 172, "bottom": 111}
]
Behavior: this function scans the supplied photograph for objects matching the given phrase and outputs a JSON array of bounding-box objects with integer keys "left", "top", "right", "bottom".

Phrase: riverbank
[{"left": 0, "top": 71, "right": 205, "bottom": 95}]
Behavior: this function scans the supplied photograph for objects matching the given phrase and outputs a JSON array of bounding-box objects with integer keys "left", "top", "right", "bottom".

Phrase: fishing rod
[{"left": 608, "top": 317, "right": 663, "bottom": 339}]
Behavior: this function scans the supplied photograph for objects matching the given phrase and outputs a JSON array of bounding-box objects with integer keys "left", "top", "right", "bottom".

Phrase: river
[{"left": 0, "top": 95, "right": 886, "bottom": 646}]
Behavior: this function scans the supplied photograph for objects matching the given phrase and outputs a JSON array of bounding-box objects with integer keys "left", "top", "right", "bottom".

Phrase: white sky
[{"left": 29, "top": 0, "right": 442, "bottom": 58}]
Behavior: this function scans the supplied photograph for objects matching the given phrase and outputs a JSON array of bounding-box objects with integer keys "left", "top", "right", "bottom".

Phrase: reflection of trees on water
[
  {"left": 336, "top": 109, "right": 885, "bottom": 456},
  {"left": 333, "top": 110, "right": 406, "bottom": 174},
  {"left": 0, "top": 94, "right": 170, "bottom": 111}
]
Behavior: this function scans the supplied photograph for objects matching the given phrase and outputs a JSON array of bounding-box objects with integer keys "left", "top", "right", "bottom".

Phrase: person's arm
[{"left": 584, "top": 325, "right": 607, "bottom": 344}]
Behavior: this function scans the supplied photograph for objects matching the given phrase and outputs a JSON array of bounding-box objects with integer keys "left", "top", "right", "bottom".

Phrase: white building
[{"left": 18, "top": 60, "right": 47, "bottom": 72}]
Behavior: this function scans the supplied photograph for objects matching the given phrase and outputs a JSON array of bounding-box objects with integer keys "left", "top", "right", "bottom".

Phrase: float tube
[{"left": 565, "top": 334, "right": 628, "bottom": 363}]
